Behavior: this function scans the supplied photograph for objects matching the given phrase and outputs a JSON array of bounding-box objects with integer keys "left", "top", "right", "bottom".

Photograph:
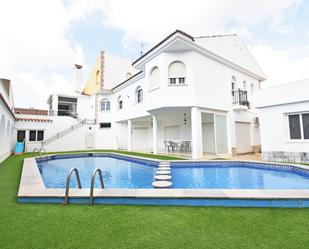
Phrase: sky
[{"left": 0, "top": 0, "right": 309, "bottom": 108}]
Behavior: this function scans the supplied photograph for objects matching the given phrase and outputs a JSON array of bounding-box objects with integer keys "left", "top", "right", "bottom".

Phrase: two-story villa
[{"left": 13, "top": 30, "right": 266, "bottom": 159}]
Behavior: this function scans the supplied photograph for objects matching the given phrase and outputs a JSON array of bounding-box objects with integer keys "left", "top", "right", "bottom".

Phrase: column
[
  {"left": 127, "top": 119, "right": 132, "bottom": 151},
  {"left": 191, "top": 107, "right": 203, "bottom": 159},
  {"left": 152, "top": 115, "right": 158, "bottom": 154}
]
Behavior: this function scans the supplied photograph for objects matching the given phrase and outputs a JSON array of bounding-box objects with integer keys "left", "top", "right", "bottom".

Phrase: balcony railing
[{"left": 232, "top": 89, "right": 249, "bottom": 107}]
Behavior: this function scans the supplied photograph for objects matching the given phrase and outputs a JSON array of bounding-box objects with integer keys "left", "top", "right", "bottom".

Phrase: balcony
[{"left": 232, "top": 89, "right": 249, "bottom": 111}]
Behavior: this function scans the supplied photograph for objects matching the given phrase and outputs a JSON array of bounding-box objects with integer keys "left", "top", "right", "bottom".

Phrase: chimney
[{"left": 74, "top": 64, "right": 83, "bottom": 93}]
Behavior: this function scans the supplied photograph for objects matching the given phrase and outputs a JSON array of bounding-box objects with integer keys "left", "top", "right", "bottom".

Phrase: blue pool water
[
  {"left": 37, "top": 155, "right": 309, "bottom": 190},
  {"left": 38, "top": 156, "right": 156, "bottom": 188},
  {"left": 172, "top": 164, "right": 309, "bottom": 189}
]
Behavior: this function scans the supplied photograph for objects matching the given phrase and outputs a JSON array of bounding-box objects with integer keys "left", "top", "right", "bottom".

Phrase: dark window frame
[
  {"left": 37, "top": 130, "right": 44, "bottom": 141},
  {"left": 118, "top": 100, "right": 123, "bottom": 109},
  {"left": 29, "top": 130, "right": 37, "bottom": 141},
  {"left": 287, "top": 113, "right": 309, "bottom": 140},
  {"left": 99, "top": 122, "right": 112, "bottom": 129}
]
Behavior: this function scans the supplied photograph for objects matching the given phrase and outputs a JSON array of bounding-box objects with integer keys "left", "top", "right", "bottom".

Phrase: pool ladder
[
  {"left": 63, "top": 168, "right": 82, "bottom": 205},
  {"left": 33, "top": 147, "right": 49, "bottom": 161},
  {"left": 63, "top": 168, "right": 104, "bottom": 205}
]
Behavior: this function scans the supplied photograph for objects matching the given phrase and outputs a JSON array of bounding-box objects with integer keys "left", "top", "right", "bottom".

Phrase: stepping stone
[
  {"left": 159, "top": 162, "right": 171, "bottom": 165},
  {"left": 156, "top": 170, "right": 171, "bottom": 175},
  {"left": 155, "top": 175, "right": 172, "bottom": 181},
  {"left": 152, "top": 181, "right": 172, "bottom": 188},
  {"left": 158, "top": 166, "right": 171, "bottom": 170}
]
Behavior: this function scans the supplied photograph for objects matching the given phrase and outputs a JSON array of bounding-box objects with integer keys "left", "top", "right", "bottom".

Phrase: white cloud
[
  {"left": 0, "top": 0, "right": 307, "bottom": 108},
  {"left": 100, "top": 0, "right": 301, "bottom": 46},
  {"left": 250, "top": 45, "right": 309, "bottom": 86},
  {"left": 0, "top": 0, "right": 87, "bottom": 108},
  {"left": 99, "top": 0, "right": 308, "bottom": 86}
]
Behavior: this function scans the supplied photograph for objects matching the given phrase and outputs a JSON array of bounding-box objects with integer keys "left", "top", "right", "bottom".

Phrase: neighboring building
[
  {"left": 8, "top": 30, "right": 266, "bottom": 159},
  {"left": 0, "top": 78, "right": 15, "bottom": 162},
  {"left": 255, "top": 79, "right": 309, "bottom": 164},
  {"left": 81, "top": 51, "right": 137, "bottom": 95}
]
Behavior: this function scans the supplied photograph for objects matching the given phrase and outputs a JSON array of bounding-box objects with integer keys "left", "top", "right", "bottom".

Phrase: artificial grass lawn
[{"left": 0, "top": 153, "right": 309, "bottom": 249}]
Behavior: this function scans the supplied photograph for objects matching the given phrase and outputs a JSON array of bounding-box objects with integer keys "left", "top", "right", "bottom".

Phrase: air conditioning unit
[{"left": 254, "top": 117, "right": 260, "bottom": 126}]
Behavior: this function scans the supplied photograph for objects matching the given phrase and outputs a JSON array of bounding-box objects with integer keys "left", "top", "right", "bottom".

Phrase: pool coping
[{"left": 18, "top": 152, "right": 309, "bottom": 201}]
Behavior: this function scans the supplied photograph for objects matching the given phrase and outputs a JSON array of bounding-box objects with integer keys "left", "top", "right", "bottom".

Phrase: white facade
[
  {"left": 0, "top": 79, "right": 15, "bottom": 162},
  {"left": 255, "top": 79, "right": 309, "bottom": 163},
  {"left": 8, "top": 30, "right": 265, "bottom": 158},
  {"left": 91, "top": 31, "right": 265, "bottom": 158}
]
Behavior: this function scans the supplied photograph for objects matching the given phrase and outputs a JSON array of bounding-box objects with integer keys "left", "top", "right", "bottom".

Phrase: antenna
[{"left": 139, "top": 42, "right": 145, "bottom": 56}]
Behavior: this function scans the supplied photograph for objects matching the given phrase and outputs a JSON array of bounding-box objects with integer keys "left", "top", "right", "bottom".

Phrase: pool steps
[{"left": 152, "top": 162, "right": 172, "bottom": 188}]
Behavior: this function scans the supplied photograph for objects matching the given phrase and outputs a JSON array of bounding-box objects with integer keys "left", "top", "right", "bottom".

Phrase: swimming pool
[
  {"left": 18, "top": 153, "right": 309, "bottom": 207},
  {"left": 37, "top": 155, "right": 309, "bottom": 190},
  {"left": 38, "top": 155, "right": 156, "bottom": 189},
  {"left": 171, "top": 163, "right": 309, "bottom": 189}
]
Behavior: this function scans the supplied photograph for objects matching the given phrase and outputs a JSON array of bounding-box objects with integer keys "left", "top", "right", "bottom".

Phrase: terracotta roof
[
  {"left": 14, "top": 108, "right": 48, "bottom": 115},
  {"left": 111, "top": 71, "right": 143, "bottom": 91},
  {"left": 132, "top": 30, "right": 195, "bottom": 66},
  {"left": 16, "top": 117, "right": 53, "bottom": 123}
]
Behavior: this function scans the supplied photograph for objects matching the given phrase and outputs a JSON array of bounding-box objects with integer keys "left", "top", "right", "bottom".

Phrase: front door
[
  {"left": 17, "top": 130, "right": 26, "bottom": 142},
  {"left": 235, "top": 122, "right": 252, "bottom": 154}
]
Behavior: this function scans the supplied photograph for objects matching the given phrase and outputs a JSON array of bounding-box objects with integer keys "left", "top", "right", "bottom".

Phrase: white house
[
  {"left": 12, "top": 30, "right": 266, "bottom": 159},
  {"left": 0, "top": 78, "right": 15, "bottom": 163},
  {"left": 255, "top": 79, "right": 309, "bottom": 164}
]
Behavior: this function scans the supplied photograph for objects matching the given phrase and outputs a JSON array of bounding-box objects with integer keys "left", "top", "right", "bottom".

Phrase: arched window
[
  {"left": 135, "top": 86, "right": 143, "bottom": 104},
  {"left": 100, "top": 98, "right": 110, "bottom": 111},
  {"left": 96, "top": 70, "right": 100, "bottom": 84},
  {"left": 149, "top": 66, "right": 160, "bottom": 90},
  {"left": 168, "top": 61, "right": 186, "bottom": 85},
  {"left": 117, "top": 96, "right": 123, "bottom": 110}
]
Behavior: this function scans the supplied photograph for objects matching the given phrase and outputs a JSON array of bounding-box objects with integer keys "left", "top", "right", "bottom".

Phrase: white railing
[{"left": 41, "top": 118, "right": 96, "bottom": 147}]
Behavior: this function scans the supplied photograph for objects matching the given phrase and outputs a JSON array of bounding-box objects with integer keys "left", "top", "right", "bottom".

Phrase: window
[
  {"left": 118, "top": 96, "right": 123, "bottom": 110},
  {"left": 135, "top": 86, "right": 143, "bottom": 104},
  {"left": 29, "top": 130, "right": 36, "bottom": 141},
  {"left": 302, "top": 114, "right": 309, "bottom": 139},
  {"left": 100, "top": 99, "right": 110, "bottom": 111},
  {"left": 100, "top": 122, "right": 111, "bottom": 128},
  {"left": 231, "top": 76, "right": 236, "bottom": 96},
  {"left": 179, "top": 77, "right": 185, "bottom": 84},
  {"left": 29, "top": 130, "right": 44, "bottom": 142},
  {"left": 149, "top": 66, "right": 160, "bottom": 90},
  {"left": 288, "top": 113, "right": 309, "bottom": 140},
  {"left": 169, "top": 78, "right": 176, "bottom": 84},
  {"left": 37, "top": 130, "right": 44, "bottom": 141},
  {"left": 168, "top": 61, "right": 186, "bottom": 85}
]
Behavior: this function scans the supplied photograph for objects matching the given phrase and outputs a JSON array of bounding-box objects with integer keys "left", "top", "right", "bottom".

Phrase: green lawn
[{"left": 0, "top": 152, "right": 309, "bottom": 249}]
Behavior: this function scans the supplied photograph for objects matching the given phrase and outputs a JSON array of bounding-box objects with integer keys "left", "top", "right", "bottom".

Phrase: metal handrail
[
  {"left": 64, "top": 168, "right": 82, "bottom": 205},
  {"left": 41, "top": 118, "right": 86, "bottom": 147},
  {"left": 33, "top": 148, "right": 39, "bottom": 153},
  {"left": 38, "top": 148, "right": 47, "bottom": 157},
  {"left": 89, "top": 168, "right": 104, "bottom": 206}
]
